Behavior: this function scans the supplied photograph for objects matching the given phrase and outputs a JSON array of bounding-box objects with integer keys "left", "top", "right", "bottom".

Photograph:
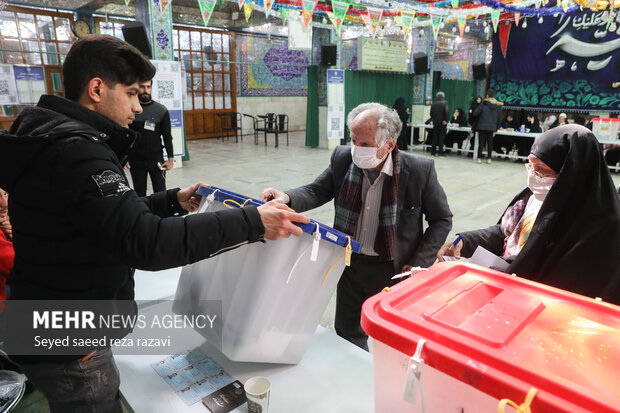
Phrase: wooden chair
[{"left": 216, "top": 112, "right": 243, "bottom": 142}]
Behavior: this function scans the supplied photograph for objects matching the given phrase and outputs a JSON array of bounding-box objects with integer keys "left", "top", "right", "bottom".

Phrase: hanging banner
[
  {"left": 288, "top": 12, "right": 312, "bottom": 50},
  {"left": 491, "top": 10, "right": 500, "bottom": 32},
  {"left": 498, "top": 23, "right": 511, "bottom": 58},
  {"left": 301, "top": 0, "right": 319, "bottom": 29},
  {"left": 243, "top": 2, "right": 253, "bottom": 21},
  {"left": 393, "top": 9, "right": 402, "bottom": 26},
  {"left": 280, "top": 8, "right": 289, "bottom": 25},
  {"left": 490, "top": 11, "right": 620, "bottom": 110},
  {"left": 457, "top": 15, "right": 467, "bottom": 37},
  {"left": 431, "top": 16, "right": 442, "bottom": 41},
  {"left": 367, "top": 7, "right": 383, "bottom": 38},
  {"left": 264, "top": 0, "right": 274, "bottom": 16},
  {"left": 197, "top": 0, "right": 217, "bottom": 27},
  {"left": 327, "top": 12, "right": 342, "bottom": 36},
  {"left": 401, "top": 10, "right": 416, "bottom": 40},
  {"left": 332, "top": 0, "right": 350, "bottom": 28},
  {"left": 514, "top": 12, "right": 520, "bottom": 26},
  {"left": 238, "top": 0, "right": 244, "bottom": 10}
]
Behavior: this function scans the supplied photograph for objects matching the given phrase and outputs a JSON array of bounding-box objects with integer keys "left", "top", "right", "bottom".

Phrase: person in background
[
  {"left": 260, "top": 102, "right": 452, "bottom": 350},
  {"left": 472, "top": 89, "right": 503, "bottom": 164},
  {"left": 550, "top": 113, "right": 568, "bottom": 129},
  {"left": 127, "top": 79, "right": 174, "bottom": 197},
  {"left": 430, "top": 91, "right": 450, "bottom": 157},
  {"left": 0, "top": 188, "right": 13, "bottom": 303},
  {"left": 438, "top": 125, "right": 620, "bottom": 304},
  {"left": 514, "top": 113, "right": 543, "bottom": 160},
  {"left": 468, "top": 96, "right": 482, "bottom": 129},
  {"left": 574, "top": 115, "right": 587, "bottom": 126},
  {"left": 524, "top": 113, "right": 542, "bottom": 134},
  {"left": 445, "top": 108, "right": 469, "bottom": 154},
  {"left": 494, "top": 111, "right": 519, "bottom": 157},
  {"left": 466, "top": 96, "right": 482, "bottom": 156},
  {"left": 392, "top": 97, "right": 410, "bottom": 151}
]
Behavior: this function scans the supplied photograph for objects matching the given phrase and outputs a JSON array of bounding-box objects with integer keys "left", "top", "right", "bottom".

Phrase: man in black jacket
[
  {"left": 429, "top": 91, "right": 450, "bottom": 156},
  {"left": 127, "top": 79, "right": 174, "bottom": 196},
  {"left": 0, "top": 34, "right": 308, "bottom": 413},
  {"left": 472, "top": 88, "right": 503, "bottom": 164}
]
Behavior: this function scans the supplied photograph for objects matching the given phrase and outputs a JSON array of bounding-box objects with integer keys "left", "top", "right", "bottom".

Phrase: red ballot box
[{"left": 361, "top": 262, "right": 620, "bottom": 413}]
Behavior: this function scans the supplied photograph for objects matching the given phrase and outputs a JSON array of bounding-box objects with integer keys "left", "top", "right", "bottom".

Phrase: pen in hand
[{"left": 446, "top": 235, "right": 462, "bottom": 254}]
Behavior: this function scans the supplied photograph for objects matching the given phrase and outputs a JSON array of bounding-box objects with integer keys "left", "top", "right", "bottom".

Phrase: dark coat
[
  {"left": 1, "top": 95, "right": 264, "bottom": 301},
  {"left": 285, "top": 146, "right": 452, "bottom": 271},
  {"left": 430, "top": 99, "right": 450, "bottom": 126},
  {"left": 472, "top": 97, "right": 503, "bottom": 132}
]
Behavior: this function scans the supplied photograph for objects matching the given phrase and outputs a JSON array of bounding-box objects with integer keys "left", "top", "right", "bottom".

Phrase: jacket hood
[
  {"left": 484, "top": 97, "right": 503, "bottom": 106},
  {"left": 0, "top": 95, "right": 138, "bottom": 192}
]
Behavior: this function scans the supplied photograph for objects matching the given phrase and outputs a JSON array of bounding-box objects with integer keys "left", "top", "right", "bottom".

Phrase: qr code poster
[
  {"left": 150, "top": 60, "right": 185, "bottom": 157},
  {"left": 327, "top": 104, "right": 345, "bottom": 140},
  {"left": 151, "top": 61, "right": 183, "bottom": 111},
  {"left": 0, "top": 64, "right": 19, "bottom": 105}
]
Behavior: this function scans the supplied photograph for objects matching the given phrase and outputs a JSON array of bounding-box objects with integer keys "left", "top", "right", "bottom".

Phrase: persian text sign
[
  {"left": 357, "top": 38, "right": 408, "bottom": 73},
  {"left": 490, "top": 11, "right": 620, "bottom": 110}
]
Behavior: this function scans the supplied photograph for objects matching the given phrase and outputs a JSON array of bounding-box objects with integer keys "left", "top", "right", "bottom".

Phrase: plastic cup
[{"left": 245, "top": 376, "right": 271, "bottom": 413}]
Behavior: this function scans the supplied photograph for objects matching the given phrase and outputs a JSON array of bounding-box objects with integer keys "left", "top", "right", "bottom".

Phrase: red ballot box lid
[{"left": 361, "top": 262, "right": 620, "bottom": 413}]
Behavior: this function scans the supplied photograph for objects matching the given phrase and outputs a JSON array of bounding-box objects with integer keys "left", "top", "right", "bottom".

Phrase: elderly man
[{"left": 260, "top": 102, "right": 452, "bottom": 350}]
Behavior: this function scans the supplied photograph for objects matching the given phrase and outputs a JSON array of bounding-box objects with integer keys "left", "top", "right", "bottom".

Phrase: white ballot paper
[{"left": 469, "top": 246, "right": 510, "bottom": 271}]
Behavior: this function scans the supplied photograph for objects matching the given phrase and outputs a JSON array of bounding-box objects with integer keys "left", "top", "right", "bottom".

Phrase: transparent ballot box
[{"left": 174, "top": 186, "right": 361, "bottom": 364}]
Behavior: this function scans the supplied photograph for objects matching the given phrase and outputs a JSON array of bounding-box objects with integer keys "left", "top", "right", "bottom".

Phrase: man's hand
[
  {"left": 259, "top": 187, "right": 290, "bottom": 204},
  {"left": 257, "top": 201, "right": 310, "bottom": 240},
  {"left": 0, "top": 216, "right": 12, "bottom": 240},
  {"left": 177, "top": 183, "right": 207, "bottom": 213},
  {"left": 442, "top": 120, "right": 448, "bottom": 125},
  {"left": 163, "top": 158, "right": 174, "bottom": 171},
  {"left": 436, "top": 237, "right": 463, "bottom": 262},
  {"left": 400, "top": 264, "right": 425, "bottom": 275},
  {"left": 124, "top": 161, "right": 131, "bottom": 170}
]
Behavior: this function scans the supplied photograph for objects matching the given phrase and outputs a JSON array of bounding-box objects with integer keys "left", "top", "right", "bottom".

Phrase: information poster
[
  {"left": 288, "top": 13, "right": 312, "bottom": 51},
  {"left": 0, "top": 64, "right": 19, "bottom": 105},
  {"left": 327, "top": 69, "right": 345, "bottom": 140},
  {"left": 13, "top": 65, "right": 46, "bottom": 104},
  {"left": 151, "top": 60, "right": 185, "bottom": 157},
  {"left": 357, "top": 38, "right": 408, "bottom": 73}
]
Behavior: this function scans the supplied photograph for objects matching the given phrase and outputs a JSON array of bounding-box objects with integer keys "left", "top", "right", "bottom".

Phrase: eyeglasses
[{"left": 525, "top": 162, "right": 556, "bottom": 180}]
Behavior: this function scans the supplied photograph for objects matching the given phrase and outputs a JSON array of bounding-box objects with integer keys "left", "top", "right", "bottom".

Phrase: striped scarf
[{"left": 334, "top": 148, "right": 400, "bottom": 261}]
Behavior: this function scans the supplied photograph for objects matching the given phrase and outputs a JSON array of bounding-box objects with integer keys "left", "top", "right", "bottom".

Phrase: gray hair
[
  {"left": 436, "top": 91, "right": 445, "bottom": 100},
  {"left": 346, "top": 102, "right": 402, "bottom": 146}
]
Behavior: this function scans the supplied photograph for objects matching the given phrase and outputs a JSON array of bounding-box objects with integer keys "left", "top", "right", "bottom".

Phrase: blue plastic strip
[{"left": 198, "top": 185, "right": 362, "bottom": 253}]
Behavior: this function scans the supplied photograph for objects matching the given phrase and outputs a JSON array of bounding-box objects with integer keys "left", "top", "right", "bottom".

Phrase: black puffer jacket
[
  {"left": 0, "top": 95, "right": 264, "bottom": 301},
  {"left": 472, "top": 97, "right": 503, "bottom": 132}
]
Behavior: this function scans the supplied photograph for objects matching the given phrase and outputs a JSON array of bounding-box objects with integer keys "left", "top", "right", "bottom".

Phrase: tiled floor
[{"left": 11, "top": 130, "right": 620, "bottom": 412}]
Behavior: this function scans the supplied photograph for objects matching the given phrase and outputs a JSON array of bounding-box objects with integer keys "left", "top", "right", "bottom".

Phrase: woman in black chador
[{"left": 438, "top": 124, "right": 620, "bottom": 304}]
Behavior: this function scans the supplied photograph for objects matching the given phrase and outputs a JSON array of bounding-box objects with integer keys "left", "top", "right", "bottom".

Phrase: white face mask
[
  {"left": 351, "top": 144, "right": 387, "bottom": 170},
  {"left": 527, "top": 173, "right": 555, "bottom": 201}
]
